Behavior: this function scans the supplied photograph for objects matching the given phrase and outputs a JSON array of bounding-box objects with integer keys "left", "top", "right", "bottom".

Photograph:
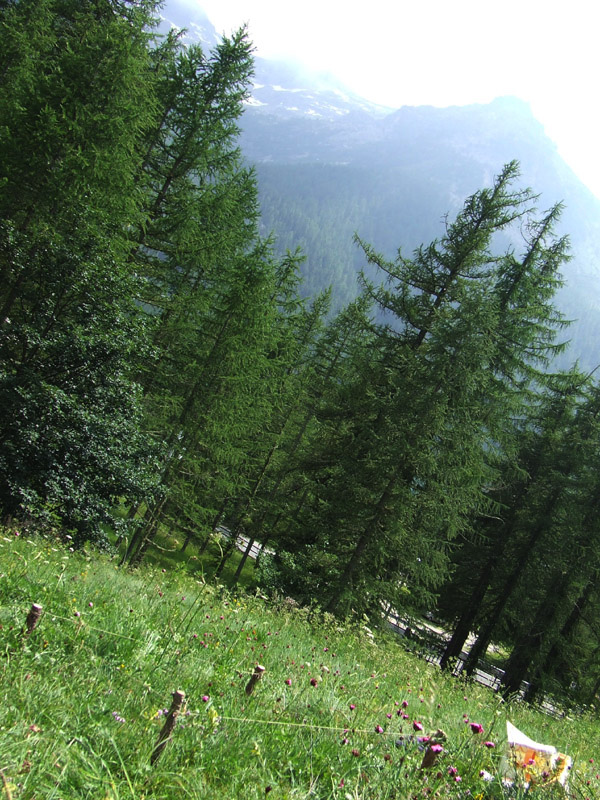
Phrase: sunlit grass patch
[{"left": 1, "top": 532, "right": 599, "bottom": 799}]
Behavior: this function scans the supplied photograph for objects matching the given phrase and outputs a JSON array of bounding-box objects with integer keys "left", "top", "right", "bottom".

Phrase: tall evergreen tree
[
  {"left": 119, "top": 29, "right": 315, "bottom": 565},
  {"left": 268, "top": 164, "right": 569, "bottom": 618},
  {"left": 439, "top": 370, "right": 585, "bottom": 672},
  {"left": 0, "top": 0, "right": 161, "bottom": 541},
  {"left": 495, "top": 380, "right": 600, "bottom": 697}
]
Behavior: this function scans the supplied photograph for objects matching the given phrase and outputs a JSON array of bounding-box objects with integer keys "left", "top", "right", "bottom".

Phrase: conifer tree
[
  {"left": 496, "top": 380, "right": 600, "bottom": 696},
  {"left": 116, "top": 27, "right": 265, "bottom": 561},
  {"left": 270, "top": 164, "right": 569, "bottom": 617},
  {"left": 439, "top": 370, "right": 585, "bottom": 672},
  {"left": 0, "top": 0, "right": 160, "bottom": 540}
]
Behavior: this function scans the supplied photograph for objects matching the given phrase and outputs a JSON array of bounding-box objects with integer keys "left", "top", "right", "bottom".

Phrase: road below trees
[
  {"left": 385, "top": 612, "right": 559, "bottom": 716},
  {"left": 217, "top": 526, "right": 274, "bottom": 560}
]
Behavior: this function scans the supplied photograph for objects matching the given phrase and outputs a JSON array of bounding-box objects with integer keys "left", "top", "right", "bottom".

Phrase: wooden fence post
[
  {"left": 245, "top": 664, "right": 266, "bottom": 695},
  {"left": 24, "top": 603, "right": 42, "bottom": 636},
  {"left": 151, "top": 690, "right": 185, "bottom": 766}
]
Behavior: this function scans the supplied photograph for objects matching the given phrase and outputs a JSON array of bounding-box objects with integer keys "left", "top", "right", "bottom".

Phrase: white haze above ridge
[{"left": 182, "top": 0, "right": 600, "bottom": 200}]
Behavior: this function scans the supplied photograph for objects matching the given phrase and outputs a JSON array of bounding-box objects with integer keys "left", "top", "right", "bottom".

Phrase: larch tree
[
  {"left": 0, "top": 0, "right": 161, "bottom": 542},
  {"left": 120, "top": 30, "right": 312, "bottom": 566},
  {"left": 270, "top": 163, "right": 569, "bottom": 618}
]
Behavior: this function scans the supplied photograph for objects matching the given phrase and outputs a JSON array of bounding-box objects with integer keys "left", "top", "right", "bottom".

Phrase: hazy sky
[{"left": 193, "top": 0, "right": 600, "bottom": 199}]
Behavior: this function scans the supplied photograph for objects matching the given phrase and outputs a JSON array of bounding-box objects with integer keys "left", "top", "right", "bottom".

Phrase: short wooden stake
[
  {"left": 420, "top": 746, "right": 441, "bottom": 769},
  {"left": 419, "top": 729, "right": 447, "bottom": 769},
  {"left": 24, "top": 603, "right": 43, "bottom": 636},
  {"left": 245, "top": 664, "right": 266, "bottom": 695},
  {"left": 150, "top": 690, "right": 185, "bottom": 766},
  {"left": 1, "top": 769, "right": 14, "bottom": 800}
]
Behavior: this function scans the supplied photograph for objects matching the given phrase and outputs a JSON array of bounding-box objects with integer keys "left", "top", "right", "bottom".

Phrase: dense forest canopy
[{"left": 2, "top": 0, "right": 600, "bottom": 707}]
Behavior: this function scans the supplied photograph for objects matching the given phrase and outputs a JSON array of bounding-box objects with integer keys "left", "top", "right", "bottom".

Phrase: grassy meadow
[{"left": 1, "top": 530, "right": 599, "bottom": 799}]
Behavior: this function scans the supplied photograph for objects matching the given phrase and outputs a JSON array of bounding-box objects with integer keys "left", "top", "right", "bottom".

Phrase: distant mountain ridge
[{"left": 164, "top": 1, "right": 600, "bottom": 370}]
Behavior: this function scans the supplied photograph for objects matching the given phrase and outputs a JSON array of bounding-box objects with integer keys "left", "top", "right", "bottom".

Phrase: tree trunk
[
  {"left": 326, "top": 471, "right": 399, "bottom": 613},
  {"left": 523, "top": 579, "right": 593, "bottom": 702},
  {"left": 500, "top": 571, "right": 570, "bottom": 699},
  {"left": 439, "top": 549, "right": 502, "bottom": 671},
  {"left": 230, "top": 536, "right": 256, "bottom": 586},
  {"left": 213, "top": 535, "right": 237, "bottom": 580}
]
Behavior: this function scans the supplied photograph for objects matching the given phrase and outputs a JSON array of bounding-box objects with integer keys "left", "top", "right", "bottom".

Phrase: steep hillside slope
[{"left": 163, "top": 1, "right": 600, "bottom": 369}]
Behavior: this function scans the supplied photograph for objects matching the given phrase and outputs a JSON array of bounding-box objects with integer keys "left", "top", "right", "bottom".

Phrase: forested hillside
[
  {"left": 2, "top": 0, "right": 600, "bottom": 708},
  {"left": 162, "top": 2, "right": 600, "bottom": 370},
  {"left": 243, "top": 93, "right": 600, "bottom": 371}
]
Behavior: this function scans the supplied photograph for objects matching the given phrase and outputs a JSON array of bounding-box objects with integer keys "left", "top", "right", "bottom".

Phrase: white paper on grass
[
  {"left": 501, "top": 721, "right": 572, "bottom": 789},
  {"left": 506, "top": 720, "right": 557, "bottom": 754}
]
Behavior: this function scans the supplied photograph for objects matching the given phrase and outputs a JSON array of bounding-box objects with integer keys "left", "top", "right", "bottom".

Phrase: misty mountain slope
[
  {"left": 163, "top": 1, "right": 600, "bottom": 369},
  {"left": 242, "top": 86, "right": 600, "bottom": 369}
]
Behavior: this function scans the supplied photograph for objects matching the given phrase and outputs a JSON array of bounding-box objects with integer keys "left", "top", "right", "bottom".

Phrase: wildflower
[
  {"left": 112, "top": 712, "right": 125, "bottom": 724},
  {"left": 413, "top": 721, "right": 424, "bottom": 732},
  {"left": 484, "top": 741, "right": 495, "bottom": 748},
  {"left": 431, "top": 744, "right": 443, "bottom": 753},
  {"left": 375, "top": 725, "right": 384, "bottom": 733},
  {"left": 285, "top": 679, "right": 292, "bottom": 686},
  {"left": 470, "top": 722, "right": 484, "bottom": 734},
  {"left": 352, "top": 748, "right": 360, "bottom": 757},
  {"left": 310, "top": 677, "right": 318, "bottom": 686},
  {"left": 349, "top": 703, "right": 356, "bottom": 710},
  {"left": 202, "top": 695, "right": 210, "bottom": 702},
  {"left": 402, "top": 700, "right": 409, "bottom": 708},
  {"left": 88, "top": 602, "right": 93, "bottom": 607},
  {"left": 448, "top": 766, "right": 458, "bottom": 776}
]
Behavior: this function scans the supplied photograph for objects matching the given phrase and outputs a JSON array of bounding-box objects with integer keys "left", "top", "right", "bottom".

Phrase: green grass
[
  {"left": 112, "top": 522, "right": 259, "bottom": 593},
  {"left": 1, "top": 531, "right": 599, "bottom": 799}
]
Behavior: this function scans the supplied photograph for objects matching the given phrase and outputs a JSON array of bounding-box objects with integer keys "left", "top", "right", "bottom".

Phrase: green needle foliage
[
  {"left": 3, "top": 0, "right": 600, "bottom": 711},
  {"left": 268, "top": 163, "right": 570, "bottom": 619},
  {"left": 0, "top": 0, "right": 161, "bottom": 542}
]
